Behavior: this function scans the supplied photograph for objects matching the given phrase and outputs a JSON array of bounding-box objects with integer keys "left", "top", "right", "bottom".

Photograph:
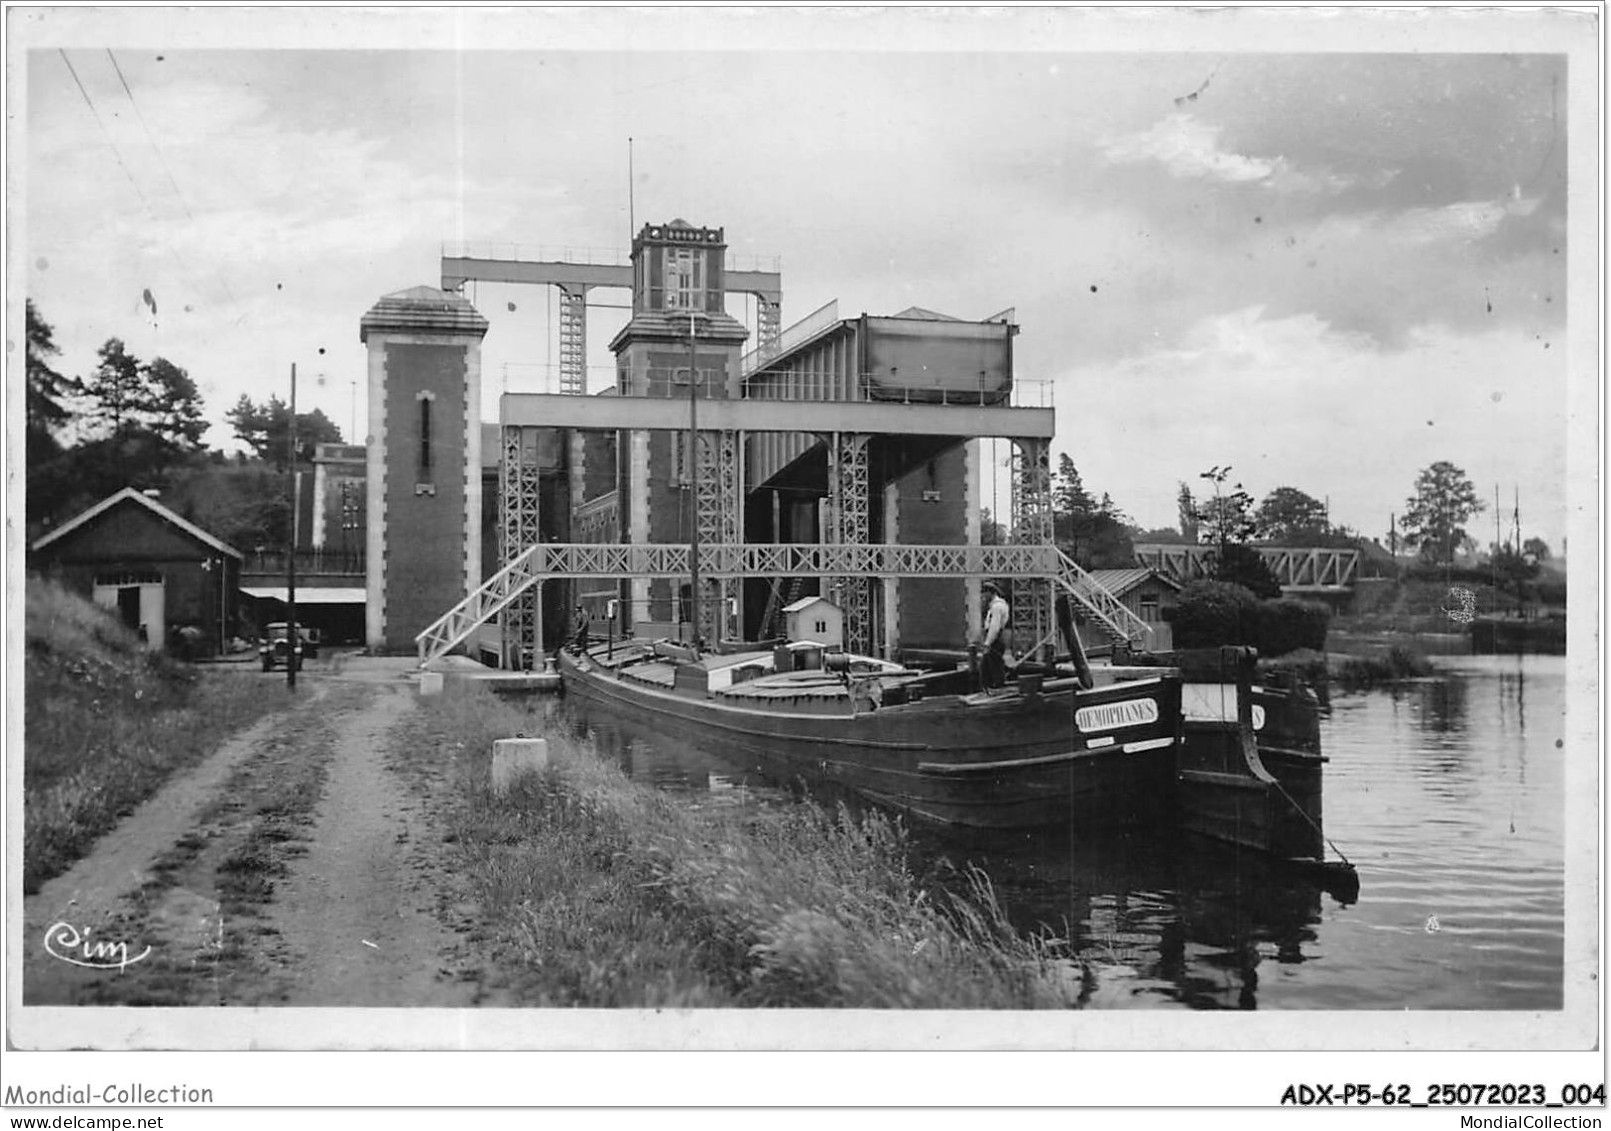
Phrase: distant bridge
[{"left": 1132, "top": 544, "right": 1359, "bottom": 593}]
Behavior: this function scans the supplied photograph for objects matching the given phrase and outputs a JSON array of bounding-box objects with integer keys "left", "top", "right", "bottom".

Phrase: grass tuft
[
  {"left": 397, "top": 686, "right": 1080, "bottom": 1009},
  {"left": 23, "top": 576, "right": 292, "bottom": 893}
]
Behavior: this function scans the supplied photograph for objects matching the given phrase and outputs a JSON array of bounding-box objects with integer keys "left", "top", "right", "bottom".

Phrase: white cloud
[
  {"left": 1315, "top": 196, "right": 1544, "bottom": 250},
  {"left": 1052, "top": 307, "right": 1568, "bottom": 550},
  {"left": 1102, "top": 113, "right": 1275, "bottom": 184},
  {"left": 1099, "top": 113, "right": 1375, "bottom": 195}
]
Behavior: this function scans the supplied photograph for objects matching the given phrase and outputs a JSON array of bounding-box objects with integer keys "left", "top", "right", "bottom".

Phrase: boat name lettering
[{"left": 1075, "top": 698, "right": 1159, "bottom": 733}]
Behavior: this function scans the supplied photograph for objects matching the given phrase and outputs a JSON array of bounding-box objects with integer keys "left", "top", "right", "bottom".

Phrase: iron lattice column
[
  {"left": 557, "top": 285, "right": 588, "bottom": 395},
  {"left": 501, "top": 425, "right": 542, "bottom": 666},
  {"left": 827, "top": 431, "right": 872, "bottom": 654},
  {"left": 756, "top": 296, "right": 782, "bottom": 361},
  {"left": 695, "top": 428, "right": 742, "bottom": 643},
  {"left": 1009, "top": 437, "right": 1054, "bottom": 662}
]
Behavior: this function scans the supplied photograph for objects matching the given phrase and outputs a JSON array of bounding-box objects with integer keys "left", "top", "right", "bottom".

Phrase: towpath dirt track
[{"left": 21, "top": 655, "right": 501, "bottom": 1011}]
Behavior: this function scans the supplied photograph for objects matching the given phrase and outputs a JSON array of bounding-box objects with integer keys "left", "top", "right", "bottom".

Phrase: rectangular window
[
  {"left": 664, "top": 248, "right": 704, "bottom": 311},
  {"left": 419, "top": 398, "right": 432, "bottom": 474},
  {"left": 673, "top": 432, "right": 688, "bottom": 486},
  {"left": 1140, "top": 595, "right": 1160, "bottom": 623}
]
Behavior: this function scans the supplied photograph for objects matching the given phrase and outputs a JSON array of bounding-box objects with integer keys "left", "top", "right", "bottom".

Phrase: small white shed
[{"left": 783, "top": 595, "right": 843, "bottom": 648}]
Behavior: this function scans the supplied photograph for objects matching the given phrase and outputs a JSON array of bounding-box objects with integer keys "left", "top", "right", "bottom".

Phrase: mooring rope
[{"left": 1269, "top": 773, "right": 1354, "bottom": 869}]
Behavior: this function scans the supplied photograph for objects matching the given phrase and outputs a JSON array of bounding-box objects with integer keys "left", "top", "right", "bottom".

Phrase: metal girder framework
[
  {"left": 500, "top": 426, "right": 544, "bottom": 662},
  {"left": 697, "top": 430, "right": 742, "bottom": 642},
  {"left": 1258, "top": 547, "right": 1359, "bottom": 589},
  {"left": 557, "top": 286, "right": 587, "bottom": 395},
  {"left": 826, "top": 432, "right": 872, "bottom": 654},
  {"left": 755, "top": 295, "right": 781, "bottom": 361},
  {"left": 417, "top": 541, "right": 1150, "bottom": 665},
  {"left": 1133, "top": 543, "right": 1360, "bottom": 590},
  {"left": 1009, "top": 437, "right": 1055, "bottom": 661}
]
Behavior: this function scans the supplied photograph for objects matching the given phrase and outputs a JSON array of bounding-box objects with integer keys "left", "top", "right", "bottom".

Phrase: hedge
[{"left": 1164, "top": 581, "right": 1331, "bottom": 657}]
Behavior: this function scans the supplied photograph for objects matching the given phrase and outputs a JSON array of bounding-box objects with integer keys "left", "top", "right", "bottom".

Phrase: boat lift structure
[
  {"left": 419, "top": 385, "right": 1150, "bottom": 666},
  {"left": 416, "top": 221, "right": 1149, "bottom": 669}
]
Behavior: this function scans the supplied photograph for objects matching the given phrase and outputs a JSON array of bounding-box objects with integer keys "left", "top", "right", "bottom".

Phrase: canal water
[{"left": 577, "top": 653, "right": 1570, "bottom": 1010}]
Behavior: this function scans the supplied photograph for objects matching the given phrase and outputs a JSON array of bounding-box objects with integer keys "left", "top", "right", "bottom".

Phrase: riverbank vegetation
[
  {"left": 399, "top": 690, "right": 1081, "bottom": 1008},
  {"left": 23, "top": 577, "right": 289, "bottom": 893}
]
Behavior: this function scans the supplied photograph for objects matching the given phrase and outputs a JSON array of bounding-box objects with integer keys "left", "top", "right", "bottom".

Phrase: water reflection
[
  {"left": 1413, "top": 673, "right": 1469, "bottom": 734},
  {"left": 574, "top": 706, "right": 796, "bottom": 810},
  {"left": 915, "top": 826, "right": 1332, "bottom": 1010},
  {"left": 550, "top": 655, "right": 1566, "bottom": 1011}
]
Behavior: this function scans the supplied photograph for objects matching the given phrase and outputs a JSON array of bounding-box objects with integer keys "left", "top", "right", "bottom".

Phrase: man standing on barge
[{"left": 980, "top": 580, "right": 1012, "bottom": 689}]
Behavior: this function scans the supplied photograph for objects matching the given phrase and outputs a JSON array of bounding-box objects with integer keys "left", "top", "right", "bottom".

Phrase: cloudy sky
[{"left": 13, "top": 7, "right": 1595, "bottom": 553}]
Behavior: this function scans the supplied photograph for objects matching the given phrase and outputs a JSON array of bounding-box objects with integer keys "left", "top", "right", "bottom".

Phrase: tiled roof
[
  {"left": 783, "top": 595, "right": 837, "bottom": 613},
  {"left": 1086, "top": 567, "right": 1180, "bottom": 597},
  {"left": 608, "top": 308, "right": 750, "bottom": 351},
  {"left": 31, "top": 487, "right": 243, "bottom": 558},
  {"left": 360, "top": 286, "right": 489, "bottom": 341}
]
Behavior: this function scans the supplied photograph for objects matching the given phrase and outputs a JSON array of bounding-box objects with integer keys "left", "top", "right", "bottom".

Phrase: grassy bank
[
  {"left": 23, "top": 577, "right": 292, "bottom": 894},
  {"left": 398, "top": 690, "right": 1080, "bottom": 1008}
]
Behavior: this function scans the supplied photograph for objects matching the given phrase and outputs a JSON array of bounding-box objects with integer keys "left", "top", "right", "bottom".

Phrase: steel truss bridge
[
  {"left": 416, "top": 541, "right": 1151, "bottom": 666},
  {"left": 1133, "top": 543, "right": 1360, "bottom": 592}
]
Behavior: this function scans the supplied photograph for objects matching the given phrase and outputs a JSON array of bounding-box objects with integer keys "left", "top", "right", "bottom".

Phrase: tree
[
  {"left": 1402, "top": 461, "right": 1484, "bottom": 566},
  {"left": 1211, "top": 542, "right": 1284, "bottom": 599},
  {"left": 1489, "top": 544, "right": 1541, "bottom": 607},
  {"left": 140, "top": 357, "right": 209, "bottom": 459},
  {"left": 1195, "top": 466, "right": 1281, "bottom": 598},
  {"left": 1051, "top": 454, "right": 1134, "bottom": 568},
  {"left": 1522, "top": 536, "right": 1551, "bottom": 563},
  {"left": 1195, "top": 466, "right": 1257, "bottom": 549},
  {"left": 80, "top": 338, "right": 144, "bottom": 439},
  {"left": 1131, "top": 525, "right": 1191, "bottom": 545},
  {"left": 979, "top": 508, "right": 1005, "bottom": 546},
  {"left": 25, "top": 301, "right": 74, "bottom": 440},
  {"left": 1176, "top": 482, "right": 1199, "bottom": 542},
  {"left": 228, "top": 394, "right": 344, "bottom": 465},
  {"left": 1254, "top": 486, "right": 1330, "bottom": 544}
]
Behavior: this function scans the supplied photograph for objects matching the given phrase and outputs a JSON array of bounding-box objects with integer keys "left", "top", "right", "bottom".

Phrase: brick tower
[
  {"left": 359, "top": 286, "right": 489, "bottom": 652},
  {"left": 608, "top": 220, "right": 750, "bottom": 640}
]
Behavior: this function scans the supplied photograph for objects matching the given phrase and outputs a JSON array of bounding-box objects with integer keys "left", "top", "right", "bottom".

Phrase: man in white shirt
[{"left": 980, "top": 580, "right": 1012, "bottom": 689}]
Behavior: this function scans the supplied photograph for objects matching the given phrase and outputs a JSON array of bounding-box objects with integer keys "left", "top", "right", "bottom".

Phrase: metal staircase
[
  {"left": 758, "top": 576, "right": 806, "bottom": 640},
  {"left": 1050, "top": 547, "right": 1152, "bottom": 646},
  {"left": 416, "top": 542, "right": 1151, "bottom": 666}
]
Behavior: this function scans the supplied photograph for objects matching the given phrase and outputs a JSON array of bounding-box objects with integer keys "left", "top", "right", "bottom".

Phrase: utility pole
[{"left": 287, "top": 362, "right": 298, "bottom": 691}]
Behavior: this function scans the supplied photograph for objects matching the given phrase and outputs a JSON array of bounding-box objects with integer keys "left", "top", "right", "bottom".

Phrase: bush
[
  {"left": 1257, "top": 598, "right": 1331, "bottom": 657},
  {"left": 1165, "top": 582, "right": 1329, "bottom": 656},
  {"left": 1166, "top": 581, "right": 1261, "bottom": 649}
]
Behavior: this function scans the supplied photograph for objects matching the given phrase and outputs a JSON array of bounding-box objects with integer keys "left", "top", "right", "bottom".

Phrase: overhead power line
[
  {"left": 104, "top": 48, "right": 242, "bottom": 314},
  {"left": 58, "top": 48, "right": 156, "bottom": 217}
]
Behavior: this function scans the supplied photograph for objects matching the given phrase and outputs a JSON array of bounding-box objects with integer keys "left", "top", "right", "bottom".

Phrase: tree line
[
  {"left": 25, "top": 300, "right": 345, "bottom": 549},
  {"left": 983, "top": 451, "right": 1548, "bottom": 594}
]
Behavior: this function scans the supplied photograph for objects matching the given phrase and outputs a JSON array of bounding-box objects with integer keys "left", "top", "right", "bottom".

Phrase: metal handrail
[
  {"left": 739, "top": 299, "right": 840, "bottom": 374},
  {"left": 415, "top": 541, "right": 1147, "bottom": 664},
  {"left": 442, "top": 242, "right": 781, "bottom": 274},
  {"left": 1050, "top": 547, "right": 1152, "bottom": 645}
]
